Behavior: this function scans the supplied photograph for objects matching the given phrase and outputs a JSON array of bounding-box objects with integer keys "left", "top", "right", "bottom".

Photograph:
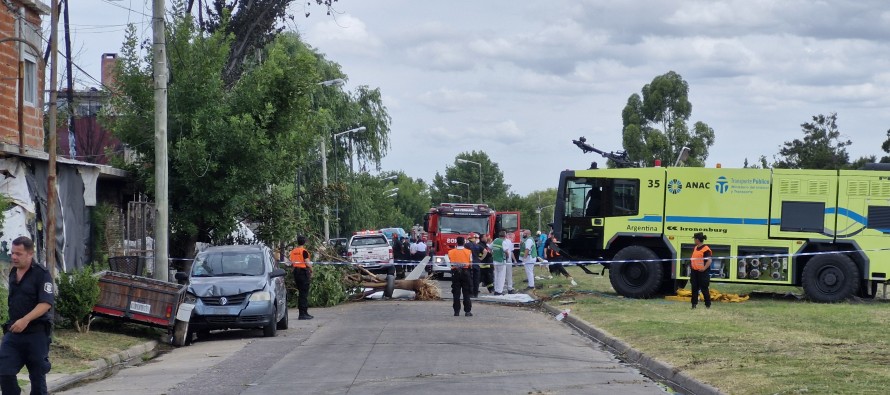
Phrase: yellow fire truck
[{"left": 553, "top": 139, "right": 890, "bottom": 302}]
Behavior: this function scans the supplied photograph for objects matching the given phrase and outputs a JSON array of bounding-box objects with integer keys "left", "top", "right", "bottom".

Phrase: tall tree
[
  {"left": 881, "top": 129, "right": 890, "bottom": 163},
  {"left": 773, "top": 113, "right": 851, "bottom": 170},
  {"left": 621, "top": 71, "right": 715, "bottom": 167},
  {"left": 192, "top": 0, "right": 340, "bottom": 85},
  {"left": 429, "top": 151, "right": 509, "bottom": 205},
  {"left": 108, "top": 16, "right": 389, "bottom": 255}
]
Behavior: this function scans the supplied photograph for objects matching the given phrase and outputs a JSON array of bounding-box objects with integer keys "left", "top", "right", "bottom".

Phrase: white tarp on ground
[{"left": 476, "top": 293, "right": 537, "bottom": 304}]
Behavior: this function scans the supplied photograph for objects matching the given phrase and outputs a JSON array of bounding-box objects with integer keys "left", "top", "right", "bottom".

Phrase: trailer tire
[
  {"left": 802, "top": 254, "right": 859, "bottom": 303},
  {"left": 609, "top": 246, "right": 664, "bottom": 298},
  {"left": 172, "top": 320, "right": 189, "bottom": 347},
  {"left": 384, "top": 274, "right": 395, "bottom": 298}
]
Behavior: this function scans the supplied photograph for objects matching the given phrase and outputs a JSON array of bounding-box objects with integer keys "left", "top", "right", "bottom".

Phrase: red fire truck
[{"left": 422, "top": 203, "right": 521, "bottom": 276}]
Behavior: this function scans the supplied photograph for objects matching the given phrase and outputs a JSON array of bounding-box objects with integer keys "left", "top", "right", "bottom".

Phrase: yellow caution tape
[{"left": 670, "top": 288, "right": 750, "bottom": 303}]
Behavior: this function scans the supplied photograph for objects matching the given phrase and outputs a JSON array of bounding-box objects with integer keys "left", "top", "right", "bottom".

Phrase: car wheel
[
  {"left": 277, "top": 306, "right": 289, "bottom": 330},
  {"left": 264, "top": 309, "right": 278, "bottom": 337}
]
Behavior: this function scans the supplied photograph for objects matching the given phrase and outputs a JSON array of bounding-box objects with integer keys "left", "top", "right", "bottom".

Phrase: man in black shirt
[
  {"left": 465, "top": 233, "right": 482, "bottom": 298},
  {"left": 0, "top": 236, "right": 54, "bottom": 395}
]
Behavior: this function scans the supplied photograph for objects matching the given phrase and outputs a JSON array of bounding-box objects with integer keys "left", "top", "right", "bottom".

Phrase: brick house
[
  {"left": 0, "top": 2, "right": 134, "bottom": 273},
  {"left": 0, "top": 0, "right": 47, "bottom": 151}
]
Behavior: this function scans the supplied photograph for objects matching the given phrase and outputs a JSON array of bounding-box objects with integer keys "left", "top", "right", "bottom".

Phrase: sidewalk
[{"left": 19, "top": 339, "right": 161, "bottom": 393}]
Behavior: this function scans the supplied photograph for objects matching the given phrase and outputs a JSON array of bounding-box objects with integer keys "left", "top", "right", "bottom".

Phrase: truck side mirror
[
  {"left": 495, "top": 214, "right": 503, "bottom": 234},
  {"left": 423, "top": 213, "right": 430, "bottom": 232}
]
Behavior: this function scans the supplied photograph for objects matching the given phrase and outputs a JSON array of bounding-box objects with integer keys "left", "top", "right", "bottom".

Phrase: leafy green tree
[
  {"left": 192, "top": 0, "right": 340, "bottom": 85},
  {"left": 108, "top": 14, "right": 390, "bottom": 255},
  {"left": 881, "top": 129, "right": 890, "bottom": 163},
  {"left": 430, "top": 151, "right": 509, "bottom": 205},
  {"left": 774, "top": 113, "right": 852, "bottom": 170},
  {"left": 743, "top": 156, "right": 770, "bottom": 169},
  {"left": 621, "top": 71, "right": 715, "bottom": 167}
]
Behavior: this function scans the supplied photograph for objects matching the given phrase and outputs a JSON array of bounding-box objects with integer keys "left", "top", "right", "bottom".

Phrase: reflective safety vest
[
  {"left": 546, "top": 245, "right": 561, "bottom": 259},
  {"left": 447, "top": 247, "right": 472, "bottom": 269},
  {"left": 290, "top": 247, "right": 310, "bottom": 269},
  {"left": 491, "top": 238, "right": 505, "bottom": 262},
  {"left": 691, "top": 245, "right": 712, "bottom": 271},
  {"left": 522, "top": 237, "right": 537, "bottom": 259}
]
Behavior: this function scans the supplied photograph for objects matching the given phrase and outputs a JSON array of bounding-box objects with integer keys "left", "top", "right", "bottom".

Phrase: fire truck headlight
[{"left": 433, "top": 257, "right": 446, "bottom": 264}]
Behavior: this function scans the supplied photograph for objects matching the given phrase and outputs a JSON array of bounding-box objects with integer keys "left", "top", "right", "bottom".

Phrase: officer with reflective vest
[
  {"left": 0, "top": 236, "right": 53, "bottom": 395},
  {"left": 690, "top": 232, "right": 713, "bottom": 309},
  {"left": 289, "top": 235, "right": 314, "bottom": 320},
  {"left": 447, "top": 236, "right": 474, "bottom": 316}
]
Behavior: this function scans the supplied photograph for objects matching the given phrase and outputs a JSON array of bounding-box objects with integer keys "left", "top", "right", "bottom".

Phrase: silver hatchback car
[{"left": 178, "top": 245, "right": 288, "bottom": 339}]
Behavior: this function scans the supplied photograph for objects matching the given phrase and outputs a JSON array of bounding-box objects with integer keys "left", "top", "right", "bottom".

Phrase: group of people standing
[
  {"left": 447, "top": 229, "right": 578, "bottom": 317},
  {"left": 392, "top": 236, "right": 427, "bottom": 262}
]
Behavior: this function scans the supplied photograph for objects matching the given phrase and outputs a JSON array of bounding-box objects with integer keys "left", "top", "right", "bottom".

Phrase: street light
[
  {"left": 381, "top": 174, "right": 398, "bottom": 182},
  {"left": 333, "top": 126, "right": 366, "bottom": 238},
  {"left": 456, "top": 158, "right": 482, "bottom": 202},
  {"left": 384, "top": 187, "right": 399, "bottom": 195},
  {"left": 535, "top": 204, "right": 556, "bottom": 233},
  {"left": 450, "top": 180, "right": 470, "bottom": 202},
  {"left": 447, "top": 193, "right": 464, "bottom": 202},
  {"left": 317, "top": 78, "right": 345, "bottom": 243}
]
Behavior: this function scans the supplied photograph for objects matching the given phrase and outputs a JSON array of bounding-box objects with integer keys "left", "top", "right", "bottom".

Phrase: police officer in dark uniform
[{"left": 0, "top": 236, "right": 54, "bottom": 395}]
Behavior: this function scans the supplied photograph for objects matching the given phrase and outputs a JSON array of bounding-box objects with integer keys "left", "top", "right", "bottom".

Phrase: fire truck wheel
[
  {"left": 802, "top": 254, "right": 859, "bottom": 303},
  {"left": 609, "top": 246, "right": 664, "bottom": 299}
]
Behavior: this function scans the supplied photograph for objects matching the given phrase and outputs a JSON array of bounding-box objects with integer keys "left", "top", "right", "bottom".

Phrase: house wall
[{"left": 0, "top": 1, "right": 47, "bottom": 151}]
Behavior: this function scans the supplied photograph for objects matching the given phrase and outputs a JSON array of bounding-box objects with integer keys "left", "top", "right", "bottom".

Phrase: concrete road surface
[{"left": 60, "top": 301, "right": 666, "bottom": 395}]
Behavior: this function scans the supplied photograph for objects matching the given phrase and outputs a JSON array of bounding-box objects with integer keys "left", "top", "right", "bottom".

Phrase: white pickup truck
[{"left": 347, "top": 234, "right": 394, "bottom": 275}]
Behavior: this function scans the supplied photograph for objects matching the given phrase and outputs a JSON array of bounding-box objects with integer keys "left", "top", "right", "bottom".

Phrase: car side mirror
[
  {"left": 174, "top": 272, "right": 189, "bottom": 282},
  {"left": 270, "top": 268, "right": 286, "bottom": 278}
]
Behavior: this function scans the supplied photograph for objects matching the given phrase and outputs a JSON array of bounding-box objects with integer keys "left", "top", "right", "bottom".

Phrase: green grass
[
  {"left": 520, "top": 266, "right": 890, "bottom": 395},
  {"left": 49, "top": 319, "right": 162, "bottom": 373}
]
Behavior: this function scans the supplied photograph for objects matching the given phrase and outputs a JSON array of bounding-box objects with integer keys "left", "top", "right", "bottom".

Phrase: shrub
[
  {"left": 56, "top": 265, "right": 101, "bottom": 332},
  {"left": 286, "top": 265, "right": 356, "bottom": 308},
  {"left": 0, "top": 286, "right": 8, "bottom": 325}
]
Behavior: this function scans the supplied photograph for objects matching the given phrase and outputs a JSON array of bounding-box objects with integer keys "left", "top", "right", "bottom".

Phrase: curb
[
  {"left": 541, "top": 303, "right": 724, "bottom": 395},
  {"left": 38, "top": 339, "right": 161, "bottom": 393}
]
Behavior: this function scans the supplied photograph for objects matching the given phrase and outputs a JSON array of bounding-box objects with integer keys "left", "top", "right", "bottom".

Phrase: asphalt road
[{"left": 59, "top": 301, "right": 667, "bottom": 395}]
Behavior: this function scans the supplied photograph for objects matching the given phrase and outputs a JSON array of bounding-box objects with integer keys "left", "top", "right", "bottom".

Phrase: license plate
[{"left": 130, "top": 301, "right": 151, "bottom": 314}]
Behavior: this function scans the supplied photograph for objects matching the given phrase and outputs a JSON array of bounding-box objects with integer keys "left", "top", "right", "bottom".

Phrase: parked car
[
  {"left": 347, "top": 233, "right": 396, "bottom": 276},
  {"left": 176, "top": 245, "right": 288, "bottom": 340},
  {"left": 380, "top": 227, "right": 408, "bottom": 242}
]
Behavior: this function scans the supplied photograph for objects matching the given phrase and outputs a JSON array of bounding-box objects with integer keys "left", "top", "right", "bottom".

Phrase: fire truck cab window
[
  {"left": 565, "top": 178, "right": 639, "bottom": 218},
  {"left": 500, "top": 213, "right": 519, "bottom": 232},
  {"left": 439, "top": 216, "right": 490, "bottom": 235}
]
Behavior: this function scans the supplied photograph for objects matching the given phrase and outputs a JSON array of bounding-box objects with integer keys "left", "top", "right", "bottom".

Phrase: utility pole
[
  {"left": 63, "top": 0, "right": 75, "bottom": 157},
  {"left": 321, "top": 138, "right": 329, "bottom": 243},
  {"left": 46, "top": 0, "right": 60, "bottom": 279},
  {"left": 152, "top": 0, "right": 169, "bottom": 280}
]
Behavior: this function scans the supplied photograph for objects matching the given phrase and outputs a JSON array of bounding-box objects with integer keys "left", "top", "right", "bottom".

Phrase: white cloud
[
  {"left": 306, "top": 15, "right": 383, "bottom": 56},
  {"left": 416, "top": 88, "right": 487, "bottom": 113}
]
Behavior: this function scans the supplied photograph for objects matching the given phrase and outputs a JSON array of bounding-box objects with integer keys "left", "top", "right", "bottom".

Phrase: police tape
[{"left": 164, "top": 245, "right": 890, "bottom": 268}]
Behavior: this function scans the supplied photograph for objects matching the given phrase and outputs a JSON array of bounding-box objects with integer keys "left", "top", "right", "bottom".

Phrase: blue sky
[{"left": 69, "top": 1, "right": 890, "bottom": 194}]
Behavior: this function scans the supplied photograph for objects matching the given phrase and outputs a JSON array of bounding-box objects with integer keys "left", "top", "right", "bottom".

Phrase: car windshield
[
  {"left": 350, "top": 236, "right": 388, "bottom": 247},
  {"left": 191, "top": 251, "right": 266, "bottom": 277},
  {"left": 439, "top": 216, "right": 490, "bottom": 235}
]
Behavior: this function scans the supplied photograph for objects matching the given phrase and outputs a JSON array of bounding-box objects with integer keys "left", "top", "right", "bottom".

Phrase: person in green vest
[
  {"left": 491, "top": 230, "right": 515, "bottom": 295},
  {"left": 520, "top": 229, "right": 538, "bottom": 291}
]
